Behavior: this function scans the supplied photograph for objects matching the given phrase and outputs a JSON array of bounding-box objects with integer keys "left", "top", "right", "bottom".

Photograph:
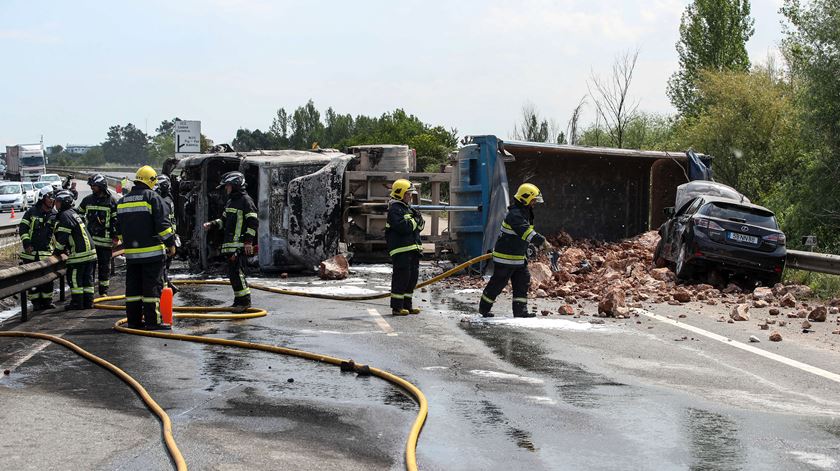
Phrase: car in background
[
  {"left": 654, "top": 195, "right": 787, "bottom": 286},
  {"left": 0, "top": 181, "right": 28, "bottom": 212},
  {"left": 39, "top": 173, "right": 62, "bottom": 190},
  {"left": 32, "top": 181, "right": 53, "bottom": 192},
  {"left": 20, "top": 181, "right": 38, "bottom": 206}
]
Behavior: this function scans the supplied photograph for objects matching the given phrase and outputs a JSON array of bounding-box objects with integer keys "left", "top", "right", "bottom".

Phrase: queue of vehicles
[{"left": 0, "top": 174, "right": 64, "bottom": 212}]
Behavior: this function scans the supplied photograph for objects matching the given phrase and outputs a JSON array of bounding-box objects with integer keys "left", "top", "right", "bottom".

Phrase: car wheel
[{"left": 675, "top": 243, "right": 693, "bottom": 280}]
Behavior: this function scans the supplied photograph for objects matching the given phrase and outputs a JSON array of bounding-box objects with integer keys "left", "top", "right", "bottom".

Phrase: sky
[{"left": 0, "top": 0, "right": 786, "bottom": 149}]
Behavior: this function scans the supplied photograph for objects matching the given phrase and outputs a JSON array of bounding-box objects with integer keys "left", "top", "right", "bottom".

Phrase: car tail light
[
  {"left": 695, "top": 217, "right": 724, "bottom": 231},
  {"left": 763, "top": 233, "right": 786, "bottom": 245}
]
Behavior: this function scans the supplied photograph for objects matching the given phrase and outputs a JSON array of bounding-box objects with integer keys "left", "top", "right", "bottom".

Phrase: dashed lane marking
[
  {"left": 367, "top": 308, "right": 398, "bottom": 336},
  {"left": 636, "top": 308, "right": 840, "bottom": 385}
]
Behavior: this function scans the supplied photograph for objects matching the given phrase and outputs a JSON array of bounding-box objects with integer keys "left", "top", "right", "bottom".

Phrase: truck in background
[{"left": 5, "top": 144, "right": 47, "bottom": 181}]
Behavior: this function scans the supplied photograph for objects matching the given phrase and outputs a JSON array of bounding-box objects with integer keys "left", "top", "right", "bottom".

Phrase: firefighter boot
[
  {"left": 512, "top": 301, "right": 535, "bottom": 318},
  {"left": 83, "top": 293, "right": 94, "bottom": 310},
  {"left": 99, "top": 285, "right": 109, "bottom": 296},
  {"left": 64, "top": 295, "right": 84, "bottom": 311},
  {"left": 392, "top": 309, "right": 409, "bottom": 316},
  {"left": 231, "top": 295, "right": 251, "bottom": 313},
  {"left": 478, "top": 296, "right": 495, "bottom": 318}
]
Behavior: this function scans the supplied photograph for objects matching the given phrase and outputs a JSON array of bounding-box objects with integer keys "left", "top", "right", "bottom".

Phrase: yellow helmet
[
  {"left": 135, "top": 165, "right": 158, "bottom": 189},
  {"left": 514, "top": 183, "right": 544, "bottom": 205},
  {"left": 390, "top": 179, "right": 414, "bottom": 199}
]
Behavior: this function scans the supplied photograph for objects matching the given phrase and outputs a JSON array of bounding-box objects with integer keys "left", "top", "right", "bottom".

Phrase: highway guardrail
[{"left": 786, "top": 250, "right": 840, "bottom": 276}]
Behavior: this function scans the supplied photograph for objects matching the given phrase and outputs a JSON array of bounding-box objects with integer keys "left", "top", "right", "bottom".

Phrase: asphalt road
[{"left": 2, "top": 264, "right": 840, "bottom": 470}]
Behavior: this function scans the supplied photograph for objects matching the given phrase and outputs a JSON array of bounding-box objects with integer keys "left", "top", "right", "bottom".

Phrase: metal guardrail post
[
  {"left": 20, "top": 290, "right": 28, "bottom": 322},
  {"left": 59, "top": 275, "right": 66, "bottom": 302}
]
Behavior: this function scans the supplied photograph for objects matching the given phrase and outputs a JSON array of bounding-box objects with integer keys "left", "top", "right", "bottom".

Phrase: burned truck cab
[{"left": 172, "top": 150, "right": 353, "bottom": 273}]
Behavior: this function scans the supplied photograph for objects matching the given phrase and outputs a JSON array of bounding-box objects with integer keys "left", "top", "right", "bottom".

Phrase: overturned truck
[{"left": 171, "top": 146, "right": 455, "bottom": 273}]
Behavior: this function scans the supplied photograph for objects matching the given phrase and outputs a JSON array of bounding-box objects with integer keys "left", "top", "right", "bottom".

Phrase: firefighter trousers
[
  {"left": 95, "top": 246, "right": 111, "bottom": 295},
  {"left": 390, "top": 251, "right": 420, "bottom": 311},
  {"left": 479, "top": 262, "right": 531, "bottom": 316},
  {"left": 67, "top": 261, "right": 95, "bottom": 308},
  {"left": 227, "top": 253, "right": 251, "bottom": 304},
  {"left": 125, "top": 260, "right": 165, "bottom": 328}
]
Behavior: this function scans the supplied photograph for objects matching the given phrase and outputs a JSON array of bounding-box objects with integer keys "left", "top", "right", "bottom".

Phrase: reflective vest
[
  {"left": 492, "top": 201, "right": 545, "bottom": 266},
  {"left": 79, "top": 191, "right": 117, "bottom": 248},
  {"left": 115, "top": 185, "right": 174, "bottom": 263},
  {"left": 385, "top": 199, "right": 424, "bottom": 257},
  {"left": 209, "top": 191, "right": 258, "bottom": 254},
  {"left": 53, "top": 208, "right": 96, "bottom": 265},
  {"left": 19, "top": 204, "right": 54, "bottom": 262}
]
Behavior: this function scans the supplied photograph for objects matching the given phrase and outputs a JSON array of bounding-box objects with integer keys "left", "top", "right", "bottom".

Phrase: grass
[
  {"left": 784, "top": 269, "right": 840, "bottom": 299},
  {"left": 0, "top": 238, "right": 20, "bottom": 268}
]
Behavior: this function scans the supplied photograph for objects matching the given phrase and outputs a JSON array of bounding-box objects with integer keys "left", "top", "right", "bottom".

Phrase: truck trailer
[{"left": 5, "top": 144, "right": 47, "bottom": 181}]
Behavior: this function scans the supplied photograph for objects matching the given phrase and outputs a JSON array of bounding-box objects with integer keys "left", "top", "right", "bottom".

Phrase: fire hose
[{"left": 1, "top": 253, "right": 492, "bottom": 471}]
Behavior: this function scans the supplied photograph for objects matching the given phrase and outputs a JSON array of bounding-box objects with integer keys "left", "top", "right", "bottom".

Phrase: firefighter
[
  {"left": 202, "top": 171, "right": 258, "bottom": 310},
  {"left": 52, "top": 190, "right": 97, "bottom": 310},
  {"left": 19, "top": 186, "right": 57, "bottom": 311},
  {"left": 479, "top": 183, "right": 551, "bottom": 318},
  {"left": 115, "top": 166, "right": 176, "bottom": 329},
  {"left": 155, "top": 174, "right": 179, "bottom": 294},
  {"left": 385, "top": 179, "right": 424, "bottom": 316},
  {"left": 78, "top": 174, "right": 118, "bottom": 296}
]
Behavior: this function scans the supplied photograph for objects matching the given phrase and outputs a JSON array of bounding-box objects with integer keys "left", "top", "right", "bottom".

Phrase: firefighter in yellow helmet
[
  {"left": 479, "top": 183, "right": 551, "bottom": 318},
  {"left": 385, "top": 179, "right": 425, "bottom": 316},
  {"left": 114, "top": 165, "right": 176, "bottom": 329}
]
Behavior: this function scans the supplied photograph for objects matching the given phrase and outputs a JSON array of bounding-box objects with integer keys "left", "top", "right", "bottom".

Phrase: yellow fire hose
[{"left": 1, "top": 253, "right": 491, "bottom": 471}]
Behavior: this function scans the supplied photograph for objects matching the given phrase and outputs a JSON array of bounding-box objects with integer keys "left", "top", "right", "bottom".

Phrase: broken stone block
[
  {"left": 558, "top": 304, "right": 575, "bottom": 316},
  {"left": 673, "top": 288, "right": 692, "bottom": 303},
  {"left": 796, "top": 309, "right": 809, "bottom": 318},
  {"left": 753, "top": 287, "right": 773, "bottom": 300},
  {"left": 535, "top": 289, "right": 547, "bottom": 298},
  {"left": 780, "top": 293, "right": 797, "bottom": 308},
  {"left": 529, "top": 262, "right": 552, "bottom": 290},
  {"left": 598, "top": 287, "right": 627, "bottom": 318},
  {"left": 808, "top": 306, "right": 828, "bottom": 322},
  {"left": 778, "top": 320, "right": 787, "bottom": 327},
  {"left": 730, "top": 304, "right": 750, "bottom": 321},
  {"left": 769, "top": 331, "right": 783, "bottom": 342},
  {"left": 801, "top": 320, "right": 812, "bottom": 329},
  {"left": 318, "top": 254, "right": 349, "bottom": 280},
  {"left": 651, "top": 268, "right": 675, "bottom": 282},
  {"left": 749, "top": 335, "right": 760, "bottom": 343},
  {"left": 752, "top": 300, "right": 769, "bottom": 309},
  {"left": 769, "top": 308, "right": 780, "bottom": 316}
]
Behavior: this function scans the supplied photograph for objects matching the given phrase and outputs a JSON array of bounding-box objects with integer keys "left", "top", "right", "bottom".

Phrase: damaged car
[{"left": 654, "top": 190, "right": 787, "bottom": 286}]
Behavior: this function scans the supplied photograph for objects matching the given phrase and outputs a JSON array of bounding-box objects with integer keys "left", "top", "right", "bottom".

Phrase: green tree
[
  {"left": 289, "top": 100, "right": 325, "bottom": 149},
  {"left": 781, "top": 0, "right": 840, "bottom": 250},
  {"left": 670, "top": 68, "right": 805, "bottom": 207},
  {"left": 102, "top": 123, "right": 149, "bottom": 165},
  {"left": 667, "top": 0, "right": 755, "bottom": 117},
  {"left": 269, "top": 108, "right": 290, "bottom": 148}
]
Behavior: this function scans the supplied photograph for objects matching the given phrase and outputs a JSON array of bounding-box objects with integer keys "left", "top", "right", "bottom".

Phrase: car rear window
[{"left": 700, "top": 202, "right": 778, "bottom": 229}]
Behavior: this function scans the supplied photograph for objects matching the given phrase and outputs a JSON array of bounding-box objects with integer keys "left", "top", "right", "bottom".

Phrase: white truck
[{"left": 5, "top": 144, "right": 47, "bottom": 181}]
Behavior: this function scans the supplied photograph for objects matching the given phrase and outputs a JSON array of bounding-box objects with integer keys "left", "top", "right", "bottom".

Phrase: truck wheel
[{"left": 675, "top": 243, "right": 693, "bottom": 280}]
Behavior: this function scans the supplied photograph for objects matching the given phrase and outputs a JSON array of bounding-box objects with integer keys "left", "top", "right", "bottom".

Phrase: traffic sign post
[{"left": 175, "top": 120, "right": 201, "bottom": 157}]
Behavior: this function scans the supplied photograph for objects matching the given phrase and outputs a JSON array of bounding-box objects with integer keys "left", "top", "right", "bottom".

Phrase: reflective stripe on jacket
[
  {"left": 53, "top": 208, "right": 96, "bottom": 265},
  {"left": 210, "top": 191, "right": 258, "bottom": 254},
  {"left": 492, "top": 201, "right": 545, "bottom": 266},
  {"left": 115, "top": 185, "right": 174, "bottom": 263},
  {"left": 79, "top": 192, "right": 117, "bottom": 247},
  {"left": 385, "top": 199, "right": 424, "bottom": 257}
]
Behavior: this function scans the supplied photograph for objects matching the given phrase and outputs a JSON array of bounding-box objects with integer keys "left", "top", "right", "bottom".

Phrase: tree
[
  {"left": 670, "top": 68, "right": 804, "bottom": 205},
  {"left": 667, "top": 0, "right": 755, "bottom": 117},
  {"left": 269, "top": 108, "right": 290, "bottom": 148},
  {"left": 512, "top": 103, "right": 550, "bottom": 142},
  {"left": 781, "top": 0, "right": 840, "bottom": 250},
  {"left": 289, "top": 100, "right": 324, "bottom": 149},
  {"left": 588, "top": 49, "right": 640, "bottom": 148},
  {"left": 102, "top": 123, "right": 149, "bottom": 165},
  {"left": 566, "top": 97, "right": 587, "bottom": 146},
  {"left": 48, "top": 145, "right": 64, "bottom": 155}
]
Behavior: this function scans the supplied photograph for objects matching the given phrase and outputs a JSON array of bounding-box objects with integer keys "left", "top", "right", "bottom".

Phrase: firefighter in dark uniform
[
  {"left": 202, "top": 171, "right": 258, "bottom": 310},
  {"left": 385, "top": 179, "right": 425, "bottom": 316},
  {"left": 155, "top": 175, "right": 179, "bottom": 294},
  {"left": 479, "top": 183, "right": 551, "bottom": 318},
  {"left": 19, "top": 186, "right": 57, "bottom": 311},
  {"left": 115, "top": 166, "right": 176, "bottom": 329},
  {"left": 78, "top": 174, "right": 118, "bottom": 296},
  {"left": 52, "top": 190, "right": 97, "bottom": 310}
]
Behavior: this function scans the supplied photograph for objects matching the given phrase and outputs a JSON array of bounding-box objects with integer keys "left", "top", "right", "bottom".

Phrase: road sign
[{"left": 175, "top": 120, "right": 201, "bottom": 156}]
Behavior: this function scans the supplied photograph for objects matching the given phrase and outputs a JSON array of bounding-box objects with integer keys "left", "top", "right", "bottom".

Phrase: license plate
[{"left": 727, "top": 232, "right": 758, "bottom": 245}]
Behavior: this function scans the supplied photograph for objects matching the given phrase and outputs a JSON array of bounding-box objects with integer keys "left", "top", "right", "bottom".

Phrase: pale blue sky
[{"left": 0, "top": 0, "right": 785, "bottom": 149}]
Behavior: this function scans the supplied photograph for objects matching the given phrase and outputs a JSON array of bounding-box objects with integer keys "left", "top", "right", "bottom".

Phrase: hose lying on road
[{"left": 2, "top": 253, "right": 491, "bottom": 471}]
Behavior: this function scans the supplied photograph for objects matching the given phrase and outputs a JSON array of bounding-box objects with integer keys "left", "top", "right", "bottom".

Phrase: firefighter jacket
[
  {"left": 19, "top": 204, "right": 55, "bottom": 262},
  {"left": 385, "top": 199, "right": 424, "bottom": 257},
  {"left": 209, "top": 190, "right": 258, "bottom": 254},
  {"left": 161, "top": 193, "right": 176, "bottom": 232},
  {"left": 52, "top": 208, "right": 96, "bottom": 265},
  {"left": 491, "top": 201, "right": 546, "bottom": 266},
  {"left": 79, "top": 191, "right": 117, "bottom": 248},
  {"left": 115, "top": 185, "right": 174, "bottom": 264}
]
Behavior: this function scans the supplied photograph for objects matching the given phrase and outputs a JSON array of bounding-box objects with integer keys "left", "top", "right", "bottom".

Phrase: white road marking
[
  {"left": 367, "top": 308, "right": 398, "bottom": 336},
  {"left": 1, "top": 339, "right": 55, "bottom": 372},
  {"left": 635, "top": 308, "right": 840, "bottom": 385}
]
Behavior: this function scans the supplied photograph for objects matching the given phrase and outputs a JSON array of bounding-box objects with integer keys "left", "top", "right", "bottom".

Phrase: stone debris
[
  {"left": 808, "top": 306, "right": 827, "bottom": 322},
  {"left": 780, "top": 293, "right": 797, "bottom": 308},
  {"left": 769, "top": 331, "right": 783, "bottom": 342},
  {"left": 731, "top": 304, "right": 750, "bottom": 321},
  {"left": 318, "top": 254, "right": 349, "bottom": 280},
  {"left": 749, "top": 335, "right": 760, "bottom": 343},
  {"left": 802, "top": 320, "right": 812, "bottom": 329}
]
